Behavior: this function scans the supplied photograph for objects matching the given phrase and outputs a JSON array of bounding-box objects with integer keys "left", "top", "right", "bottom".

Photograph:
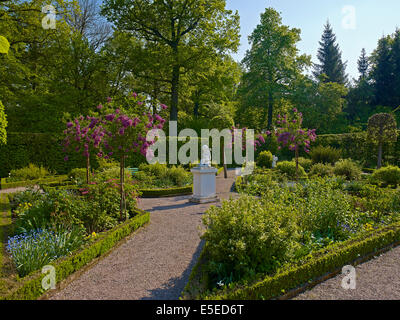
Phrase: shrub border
[
  {"left": 0, "top": 176, "right": 68, "bottom": 190},
  {"left": 181, "top": 222, "right": 400, "bottom": 300},
  {"left": 0, "top": 208, "right": 150, "bottom": 300}
]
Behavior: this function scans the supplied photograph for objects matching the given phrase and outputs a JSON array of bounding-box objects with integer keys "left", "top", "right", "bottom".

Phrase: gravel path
[
  {"left": 49, "top": 169, "right": 238, "bottom": 300},
  {"left": 293, "top": 245, "right": 400, "bottom": 300}
]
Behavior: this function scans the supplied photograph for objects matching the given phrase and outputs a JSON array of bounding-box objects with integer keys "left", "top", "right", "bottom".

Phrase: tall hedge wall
[{"left": 0, "top": 133, "right": 97, "bottom": 178}]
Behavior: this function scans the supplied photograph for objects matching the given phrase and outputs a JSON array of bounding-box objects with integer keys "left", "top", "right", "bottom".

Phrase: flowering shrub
[
  {"left": 63, "top": 115, "right": 104, "bottom": 184},
  {"left": 7, "top": 227, "right": 85, "bottom": 277},
  {"left": 95, "top": 93, "right": 167, "bottom": 220},
  {"left": 271, "top": 109, "right": 316, "bottom": 180}
]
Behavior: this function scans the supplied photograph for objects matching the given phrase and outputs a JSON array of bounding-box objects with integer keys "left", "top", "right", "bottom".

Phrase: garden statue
[
  {"left": 200, "top": 145, "right": 212, "bottom": 167},
  {"left": 272, "top": 155, "right": 278, "bottom": 168}
]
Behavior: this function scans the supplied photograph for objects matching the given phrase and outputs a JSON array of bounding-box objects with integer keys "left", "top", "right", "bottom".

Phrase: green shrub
[
  {"left": 309, "top": 163, "right": 334, "bottom": 178},
  {"left": 256, "top": 151, "right": 273, "bottom": 169},
  {"left": 135, "top": 163, "right": 192, "bottom": 188},
  {"left": 68, "top": 168, "right": 87, "bottom": 183},
  {"left": 297, "top": 157, "right": 313, "bottom": 172},
  {"left": 276, "top": 161, "right": 306, "bottom": 180},
  {"left": 310, "top": 146, "right": 341, "bottom": 165},
  {"left": 371, "top": 166, "right": 400, "bottom": 187},
  {"left": 333, "top": 159, "right": 362, "bottom": 180},
  {"left": 202, "top": 195, "right": 300, "bottom": 283},
  {"left": 8, "top": 164, "right": 50, "bottom": 182},
  {"left": 168, "top": 166, "right": 191, "bottom": 187},
  {"left": 296, "top": 179, "right": 356, "bottom": 240}
]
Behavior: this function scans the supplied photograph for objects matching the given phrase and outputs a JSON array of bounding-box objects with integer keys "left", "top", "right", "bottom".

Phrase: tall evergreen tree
[
  {"left": 357, "top": 48, "right": 369, "bottom": 80},
  {"left": 370, "top": 35, "right": 395, "bottom": 107},
  {"left": 390, "top": 29, "right": 400, "bottom": 107},
  {"left": 313, "top": 21, "right": 348, "bottom": 84}
]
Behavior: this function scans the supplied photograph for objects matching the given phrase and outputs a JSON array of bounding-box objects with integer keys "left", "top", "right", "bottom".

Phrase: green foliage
[
  {"left": 371, "top": 165, "right": 400, "bottom": 187},
  {"left": 295, "top": 179, "right": 355, "bottom": 240},
  {"left": 310, "top": 145, "right": 341, "bottom": 164},
  {"left": 238, "top": 7, "right": 311, "bottom": 129},
  {"left": 256, "top": 151, "right": 273, "bottom": 168},
  {"left": 136, "top": 163, "right": 192, "bottom": 188},
  {"left": 0, "top": 101, "right": 7, "bottom": 145},
  {"left": 276, "top": 161, "right": 306, "bottom": 180},
  {"left": 333, "top": 159, "right": 362, "bottom": 180},
  {"left": 140, "top": 186, "right": 193, "bottom": 198},
  {"left": 297, "top": 157, "right": 313, "bottom": 172},
  {"left": 202, "top": 195, "right": 300, "bottom": 283},
  {"left": 309, "top": 163, "right": 334, "bottom": 177},
  {"left": 0, "top": 36, "right": 10, "bottom": 54},
  {"left": 68, "top": 168, "right": 87, "bottom": 184},
  {"left": 8, "top": 164, "right": 50, "bottom": 182}
]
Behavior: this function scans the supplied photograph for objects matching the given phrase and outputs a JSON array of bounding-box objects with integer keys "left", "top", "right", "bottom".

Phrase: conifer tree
[{"left": 313, "top": 21, "right": 348, "bottom": 84}]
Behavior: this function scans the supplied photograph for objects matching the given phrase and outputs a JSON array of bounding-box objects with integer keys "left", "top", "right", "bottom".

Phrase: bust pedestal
[{"left": 189, "top": 166, "right": 219, "bottom": 204}]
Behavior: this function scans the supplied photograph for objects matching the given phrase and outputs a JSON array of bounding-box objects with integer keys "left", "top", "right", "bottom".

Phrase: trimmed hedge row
[
  {"left": 182, "top": 222, "right": 400, "bottom": 300},
  {"left": 0, "top": 176, "right": 68, "bottom": 190},
  {"left": 0, "top": 209, "right": 150, "bottom": 300},
  {"left": 139, "top": 185, "right": 193, "bottom": 198}
]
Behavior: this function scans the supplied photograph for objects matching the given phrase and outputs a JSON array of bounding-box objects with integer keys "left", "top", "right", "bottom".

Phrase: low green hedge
[
  {"left": 182, "top": 222, "right": 400, "bottom": 300},
  {"left": 0, "top": 176, "right": 68, "bottom": 190},
  {"left": 0, "top": 209, "right": 150, "bottom": 300},
  {"left": 140, "top": 185, "right": 193, "bottom": 198}
]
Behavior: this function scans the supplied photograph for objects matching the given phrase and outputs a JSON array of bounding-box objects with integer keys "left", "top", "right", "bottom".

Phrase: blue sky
[{"left": 226, "top": 0, "right": 400, "bottom": 80}]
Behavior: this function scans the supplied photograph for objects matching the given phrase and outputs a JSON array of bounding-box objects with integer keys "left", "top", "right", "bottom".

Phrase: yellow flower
[{"left": 91, "top": 232, "right": 97, "bottom": 238}]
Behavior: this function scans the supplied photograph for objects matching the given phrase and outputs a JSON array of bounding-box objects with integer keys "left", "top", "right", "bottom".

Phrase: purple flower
[
  {"left": 67, "top": 122, "right": 73, "bottom": 128},
  {"left": 105, "top": 114, "right": 115, "bottom": 121},
  {"left": 160, "top": 104, "right": 168, "bottom": 110},
  {"left": 64, "top": 156, "right": 69, "bottom": 162},
  {"left": 97, "top": 104, "right": 103, "bottom": 110},
  {"left": 107, "top": 97, "right": 112, "bottom": 103}
]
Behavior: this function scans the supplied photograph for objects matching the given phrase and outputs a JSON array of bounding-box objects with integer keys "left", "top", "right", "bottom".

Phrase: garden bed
[
  {"left": 182, "top": 222, "right": 400, "bottom": 300},
  {"left": 0, "top": 191, "right": 149, "bottom": 300}
]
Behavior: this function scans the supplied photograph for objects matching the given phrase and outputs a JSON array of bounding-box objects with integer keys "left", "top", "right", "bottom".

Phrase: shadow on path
[{"left": 140, "top": 240, "right": 205, "bottom": 300}]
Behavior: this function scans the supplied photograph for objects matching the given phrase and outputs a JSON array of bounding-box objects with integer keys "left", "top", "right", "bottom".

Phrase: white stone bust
[
  {"left": 200, "top": 145, "right": 212, "bottom": 167},
  {"left": 272, "top": 155, "right": 278, "bottom": 168}
]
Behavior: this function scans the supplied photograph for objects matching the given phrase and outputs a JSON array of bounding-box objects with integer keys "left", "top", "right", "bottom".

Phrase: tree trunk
[
  {"left": 194, "top": 100, "right": 200, "bottom": 118},
  {"left": 267, "top": 90, "right": 274, "bottom": 130},
  {"left": 170, "top": 44, "right": 180, "bottom": 122},
  {"left": 221, "top": 140, "right": 228, "bottom": 179},
  {"left": 377, "top": 142, "right": 383, "bottom": 169},
  {"left": 120, "top": 156, "right": 126, "bottom": 221}
]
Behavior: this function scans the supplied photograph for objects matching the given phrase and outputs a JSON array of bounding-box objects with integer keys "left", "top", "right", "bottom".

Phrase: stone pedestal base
[{"left": 190, "top": 166, "right": 219, "bottom": 204}]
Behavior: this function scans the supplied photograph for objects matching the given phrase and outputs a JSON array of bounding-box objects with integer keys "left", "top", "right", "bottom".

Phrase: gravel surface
[
  {"left": 49, "top": 169, "right": 238, "bottom": 300},
  {"left": 293, "top": 245, "right": 400, "bottom": 300}
]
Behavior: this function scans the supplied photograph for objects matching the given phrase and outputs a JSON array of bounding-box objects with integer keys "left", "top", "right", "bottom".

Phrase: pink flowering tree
[
  {"left": 63, "top": 114, "right": 104, "bottom": 184},
  {"left": 98, "top": 93, "right": 167, "bottom": 221},
  {"left": 273, "top": 108, "right": 316, "bottom": 180}
]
